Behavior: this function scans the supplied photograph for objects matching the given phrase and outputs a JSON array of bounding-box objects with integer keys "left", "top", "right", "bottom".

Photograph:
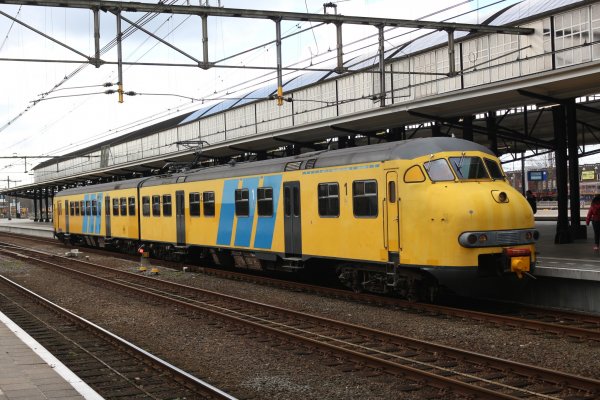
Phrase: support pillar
[
  {"left": 33, "top": 189, "right": 39, "bottom": 222},
  {"left": 431, "top": 123, "right": 442, "bottom": 137},
  {"left": 462, "top": 116, "right": 474, "bottom": 141},
  {"left": 566, "top": 100, "right": 585, "bottom": 239},
  {"left": 44, "top": 187, "right": 50, "bottom": 222},
  {"left": 486, "top": 111, "right": 498, "bottom": 155},
  {"left": 38, "top": 190, "right": 44, "bottom": 222},
  {"left": 553, "top": 106, "right": 572, "bottom": 244}
]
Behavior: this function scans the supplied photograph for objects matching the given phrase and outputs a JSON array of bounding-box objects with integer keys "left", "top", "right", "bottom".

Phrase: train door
[
  {"left": 175, "top": 190, "right": 186, "bottom": 245},
  {"left": 283, "top": 181, "right": 302, "bottom": 256},
  {"left": 105, "top": 195, "right": 111, "bottom": 238},
  {"left": 64, "top": 200, "right": 70, "bottom": 234},
  {"left": 385, "top": 171, "right": 400, "bottom": 254}
]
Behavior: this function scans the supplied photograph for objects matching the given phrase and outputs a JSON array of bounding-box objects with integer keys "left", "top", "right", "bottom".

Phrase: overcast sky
[{"left": 0, "top": 0, "right": 525, "bottom": 187}]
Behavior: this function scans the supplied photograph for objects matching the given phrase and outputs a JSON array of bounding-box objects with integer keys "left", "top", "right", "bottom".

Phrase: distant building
[{"left": 505, "top": 163, "right": 600, "bottom": 201}]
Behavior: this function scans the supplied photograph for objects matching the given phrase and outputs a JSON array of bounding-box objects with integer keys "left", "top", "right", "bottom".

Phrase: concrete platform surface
[
  {"left": 0, "top": 311, "right": 102, "bottom": 400},
  {"left": 0, "top": 218, "right": 53, "bottom": 239}
]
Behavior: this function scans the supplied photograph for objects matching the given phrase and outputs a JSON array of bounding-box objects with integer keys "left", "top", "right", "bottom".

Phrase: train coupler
[{"left": 503, "top": 248, "right": 531, "bottom": 279}]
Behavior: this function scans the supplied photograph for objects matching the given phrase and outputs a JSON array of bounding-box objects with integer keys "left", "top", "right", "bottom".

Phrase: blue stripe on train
[
  {"left": 95, "top": 192, "right": 102, "bottom": 234},
  {"left": 89, "top": 194, "right": 96, "bottom": 234},
  {"left": 254, "top": 175, "right": 282, "bottom": 249},
  {"left": 216, "top": 179, "right": 239, "bottom": 246},
  {"left": 234, "top": 177, "right": 259, "bottom": 247},
  {"left": 82, "top": 194, "right": 89, "bottom": 233}
]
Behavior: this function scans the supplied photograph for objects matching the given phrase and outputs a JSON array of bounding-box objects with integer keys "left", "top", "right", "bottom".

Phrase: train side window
[
  {"left": 120, "top": 197, "right": 127, "bottom": 216},
  {"left": 203, "top": 192, "right": 215, "bottom": 216},
  {"left": 424, "top": 159, "right": 454, "bottom": 182},
  {"left": 235, "top": 189, "right": 249, "bottom": 217},
  {"left": 318, "top": 182, "right": 339, "bottom": 217},
  {"left": 484, "top": 158, "right": 505, "bottom": 180},
  {"left": 128, "top": 197, "right": 136, "bottom": 216},
  {"left": 75, "top": 201, "right": 80, "bottom": 216},
  {"left": 163, "top": 194, "right": 172, "bottom": 216},
  {"left": 58, "top": 203, "right": 62, "bottom": 216},
  {"left": 69, "top": 202, "right": 75, "bottom": 216},
  {"left": 142, "top": 196, "right": 150, "bottom": 216},
  {"left": 152, "top": 195, "right": 161, "bottom": 216},
  {"left": 293, "top": 187, "right": 300, "bottom": 217},
  {"left": 92, "top": 200, "right": 97, "bottom": 216},
  {"left": 353, "top": 180, "right": 378, "bottom": 217},
  {"left": 79, "top": 201, "right": 84, "bottom": 216},
  {"left": 189, "top": 192, "right": 201, "bottom": 216},
  {"left": 404, "top": 165, "right": 426, "bottom": 183},
  {"left": 105, "top": 200, "right": 110, "bottom": 215},
  {"left": 257, "top": 187, "right": 273, "bottom": 217},
  {"left": 86, "top": 201, "right": 91, "bottom": 216},
  {"left": 112, "top": 198, "right": 119, "bottom": 216}
]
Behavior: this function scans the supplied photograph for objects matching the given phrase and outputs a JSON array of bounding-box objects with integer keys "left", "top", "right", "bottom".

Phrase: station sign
[
  {"left": 527, "top": 170, "right": 547, "bottom": 181},
  {"left": 581, "top": 170, "right": 596, "bottom": 181}
]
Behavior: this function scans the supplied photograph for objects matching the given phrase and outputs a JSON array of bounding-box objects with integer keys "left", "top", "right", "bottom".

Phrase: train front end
[{"left": 400, "top": 150, "right": 538, "bottom": 279}]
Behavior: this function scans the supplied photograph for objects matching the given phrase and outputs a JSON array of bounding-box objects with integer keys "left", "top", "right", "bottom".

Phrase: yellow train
[{"left": 53, "top": 137, "right": 538, "bottom": 301}]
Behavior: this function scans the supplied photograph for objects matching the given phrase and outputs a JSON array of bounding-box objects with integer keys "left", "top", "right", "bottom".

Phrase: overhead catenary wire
[{"left": 3, "top": 0, "right": 511, "bottom": 169}]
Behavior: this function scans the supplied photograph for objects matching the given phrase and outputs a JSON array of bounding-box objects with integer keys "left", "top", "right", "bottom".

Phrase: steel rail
[{"left": 0, "top": 274, "right": 237, "bottom": 400}]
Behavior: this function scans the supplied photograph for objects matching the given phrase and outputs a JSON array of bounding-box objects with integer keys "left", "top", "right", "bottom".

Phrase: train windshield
[
  {"left": 424, "top": 158, "right": 455, "bottom": 182},
  {"left": 449, "top": 156, "right": 489, "bottom": 180},
  {"left": 484, "top": 158, "right": 505, "bottom": 180}
]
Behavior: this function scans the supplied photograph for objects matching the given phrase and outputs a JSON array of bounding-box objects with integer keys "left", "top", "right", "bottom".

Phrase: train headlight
[
  {"left": 491, "top": 190, "right": 509, "bottom": 203},
  {"left": 478, "top": 234, "right": 488, "bottom": 243},
  {"left": 533, "top": 230, "right": 540, "bottom": 240},
  {"left": 467, "top": 234, "right": 478, "bottom": 244},
  {"left": 525, "top": 231, "right": 532, "bottom": 240}
]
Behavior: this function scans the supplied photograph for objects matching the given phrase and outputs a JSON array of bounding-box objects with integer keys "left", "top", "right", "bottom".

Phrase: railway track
[
  {"left": 3, "top": 231, "right": 600, "bottom": 343},
  {"left": 0, "top": 274, "right": 236, "bottom": 400},
  {"left": 1, "top": 242, "right": 598, "bottom": 400},
  {"left": 2, "top": 232, "right": 599, "bottom": 342}
]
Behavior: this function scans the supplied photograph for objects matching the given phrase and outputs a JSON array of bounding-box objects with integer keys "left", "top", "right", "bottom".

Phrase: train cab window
[
  {"left": 189, "top": 192, "right": 201, "bottom": 216},
  {"left": 449, "top": 156, "right": 489, "bottom": 180},
  {"left": 86, "top": 201, "right": 91, "bottom": 216},
  {"left": 353, "top": 180, "right": 378, "bottom": 217},
  {"left": 404, "top": 165, "right": 426, "bottom": 183},
  {"left": 163, "top": 194, "right": 172, "bottom": 216},
  {"left": 112, "top": 198, "right": 119, "bottom": 216},
  {"left": 142, "top": 196, "right": 150, "bottom": 216},
  {"left": 91, "top": 200, "right": 97, "bottom": 216},
  {"left": 424, "top": 158, "right": 454, "bottom": 182},
  {"left": 203, "top": 192, "right": 215, "bottom": 216},
  {"left": 128, "top": 197, "right": 136, "bottom": 216},
  {"left": 75, "top": 201, "right": 80, "bottom": 216},
  {"left": 235, "top": 189, "right": 249, "bottom": 217},
  {"left": 484, "top": 158, "right": 505, "bottom": 180},
  {"left": 120, "top": 197, "right": 127, "bottom": 216},
  {"left": 152, "top": 195, "right": 161, "bottom": 216},
  {"left": 257, "top": 187, "right": 273, "bottom": 217},
  {"left": 318, "top": 182, "right": 339, "bottom": 217}
]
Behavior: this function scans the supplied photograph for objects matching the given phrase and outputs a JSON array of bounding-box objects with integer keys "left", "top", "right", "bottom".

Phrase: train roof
[{"left": 55, "top": 137, "right": 494, "bottom": 196}]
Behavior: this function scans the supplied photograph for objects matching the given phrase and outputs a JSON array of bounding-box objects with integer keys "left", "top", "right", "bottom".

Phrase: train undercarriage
[{"left": 57, "top": 233, "right": 440, "bottom": 302}]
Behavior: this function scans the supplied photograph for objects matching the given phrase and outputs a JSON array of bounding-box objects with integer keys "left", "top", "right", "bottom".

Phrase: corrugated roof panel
[
  {"left": 234, "top": 83, "right": 279, "bottom": 107},
  {"left": 489, "top": 0, "right": 583, "bottom": 25},
  {"left": 284, "top": 70, "right": 334, "bottom": 91}
]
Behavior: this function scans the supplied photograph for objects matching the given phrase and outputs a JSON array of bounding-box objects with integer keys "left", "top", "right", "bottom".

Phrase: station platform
[
  {"left": 0, "top": 218, "right": 54, "bottom": 239},
  {"left": 0, "top": 311, "right": 101, "bottom": 400}
]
